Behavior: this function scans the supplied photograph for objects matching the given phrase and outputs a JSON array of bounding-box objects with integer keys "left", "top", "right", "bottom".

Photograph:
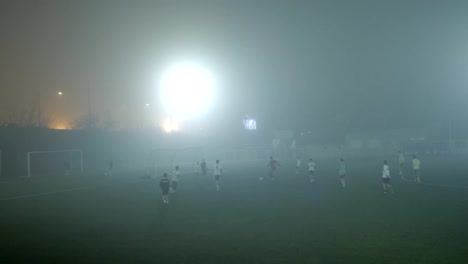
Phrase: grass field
[{"left": 1, "top": 155, "right": 468, "bottom": 263}]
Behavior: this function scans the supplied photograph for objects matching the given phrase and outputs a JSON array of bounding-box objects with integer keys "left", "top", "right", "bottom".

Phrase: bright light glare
[
  {"left": 58, "top": 92, "right": 63, "bottom": 95},
  {"left": 49, "top": 122, "right": 70, "bottom": 130},
  {"left": 159, "top": 62, "right": 215, "bottom": 119},
  {"left": 161, "top": 118, "right": 179, "bottom": 133}
]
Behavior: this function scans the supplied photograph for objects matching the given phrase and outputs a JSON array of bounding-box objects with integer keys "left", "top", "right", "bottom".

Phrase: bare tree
[
  {"left": 102, "top": 109, "right": 116, "bottom": 131},
  {"left": 3, "top": 105, "right": 48, "bottom": 128},
  {"left": 73, "top": 113, "right": 100, "bottom": 130}
]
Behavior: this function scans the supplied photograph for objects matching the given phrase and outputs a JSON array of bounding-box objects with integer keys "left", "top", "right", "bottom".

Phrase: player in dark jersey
[
  {"left": 160, "top": 173, "right": 170, "bottom": 204},
  {"left": 263, "top": 156, "right": 280, "bottom": 180},
  {"left": 201, "top": 159, "right": 207, "bottom": 176}
]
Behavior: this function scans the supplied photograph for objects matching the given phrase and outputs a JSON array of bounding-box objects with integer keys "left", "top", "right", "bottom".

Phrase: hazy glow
[
  {"left": 58, "top": 92, "right": 63, "bottom": 95},
  {"left": 161, "top": 118, "right": 179, "bottom": 133},
  {"left": 159, "top": 62, "right": 215, "bottom": 119},
  {"left": 49, "top": 122, "right": 70, "bottom": 130}
]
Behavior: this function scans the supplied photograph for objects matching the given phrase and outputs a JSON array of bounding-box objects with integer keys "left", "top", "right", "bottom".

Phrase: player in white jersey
[
  {"left": 296, "top": 157, "right": 302, "bottom": 174},
  {"left": 412, "top": 155, "right": 421, "bottom": 183},
  {"left": 307, "top": 159, "right": 316, "bottom": 183},
  {"left": 213, "top": 160, "right": 222, "bottom": 191},
  {"left": 398, "top": 151, "right": 405, "bottom": 175},
  {"left": 382, "top": 160, "right": 393, "bottom": 194}
]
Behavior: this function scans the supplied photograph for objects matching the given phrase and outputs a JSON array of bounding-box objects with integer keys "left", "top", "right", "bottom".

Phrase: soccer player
[
  {"left": 263, "top": 156, "right": 280, "bottom": 180},
  {"left": 296, "top": 157, "right": 302, "bottom": 174},
  {"left": 412, "top": 155, "right": 421, "bottom": 183},
  {"left": 213, "top": 160, "right": 222, "bottom": 191},
  {"left": 170, "top": 165, "right": 180, "bottom": 193},
  {"left": 382, "top": 160, "right": 393, "bottom": 194},
  {"left": 193, "top": 161, "right": 201, "bottom": 176},
  {"left": 64, "top": 161, "right": 71, "bottom": 176},
  {"left": 308, "top": 158, "right": 316, "bottom": 183},
  {"left": 160, "top": 173, "right": 170, "bottom": 204},
  {"left": 201, "top": 159, "right": 207, "bottom": 176},
  {"left": 106, "top": 160, "right": 113, "bottom": 176},
  {"left": 398, "top": 151, "right": 405, "bottom": 175},
  {"left": 337, "top": 158, "right": 346, "bottom": 188}
]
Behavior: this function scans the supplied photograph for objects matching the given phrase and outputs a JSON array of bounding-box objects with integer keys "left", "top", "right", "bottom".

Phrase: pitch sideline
[
  {"left": 0, "top": 186, "right": 96, "bottom": 201},
  {"left": 400, "top": 173, "right": 468, "bottom": 189}
]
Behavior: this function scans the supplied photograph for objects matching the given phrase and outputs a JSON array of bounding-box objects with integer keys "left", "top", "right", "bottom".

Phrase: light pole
[
  {"left": 37, "top": 89, "right": 41, "bottom": 127},
  {"left": 87, "top": 87, "right": 91, "bottom": 129}
]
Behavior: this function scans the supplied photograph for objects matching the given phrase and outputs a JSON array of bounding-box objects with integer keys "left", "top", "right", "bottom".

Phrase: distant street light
[
  {"left": 37, "top": 90, "right": 65, "bottom": 127},
  {"left": 145, "top": 103, "right": 150, "bottom": 107}
]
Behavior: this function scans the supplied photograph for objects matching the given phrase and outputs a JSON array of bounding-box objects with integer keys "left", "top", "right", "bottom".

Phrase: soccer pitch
[{"left": 1, "top": 155, "right": 467, "bottom": 263}]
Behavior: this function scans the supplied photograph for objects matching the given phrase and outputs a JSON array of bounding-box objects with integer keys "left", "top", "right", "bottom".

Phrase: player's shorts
[
  {"left": 339, "top": 174, "right": 346, "bottom": 179},
  {"left": 162, "top": 188, "right": 169, "bottom": 195},
  {"left": 309, "top": 170, "right": 314, "bottom": 175},
  {"left": 414, "top": 169, "right": 420, "bottom": 175},
  {"left": 215, "top": 175, "right": 220, "bottom": 181},
  {"left": 382, "top": 178, "right": 391, "bottom": 184},
  {"left": 399, "top": 162, "right": 404, "bottom": 166}
]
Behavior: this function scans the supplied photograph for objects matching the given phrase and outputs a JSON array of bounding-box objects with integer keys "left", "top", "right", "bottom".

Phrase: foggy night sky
[{"left": 1, "top": 0, "right": 468, "bottom": 132}]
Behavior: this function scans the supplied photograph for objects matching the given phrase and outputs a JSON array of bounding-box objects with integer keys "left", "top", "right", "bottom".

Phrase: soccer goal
[
  {"left": 147, "top": 147, "right": 203, "bottom": 177},
  {"left": 27, "top": 149, "right": 83, "bottom": 177}
]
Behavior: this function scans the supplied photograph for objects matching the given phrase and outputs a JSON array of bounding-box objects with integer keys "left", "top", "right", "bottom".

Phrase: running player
[
  {"left": 338, "top": 158, "right": 346, "bottom": 188},
  {"left": 398, "top": 151, "right": 405, "bottom": 175},
  {"left": 308, "top": 158, "right": 316, "bottom": 183},
  {"left": 264, "top": 156, "right": 280, "bottom": 180},
  {"left": 296, "top": 157, "right": 302, "bottom": 174},
  {"left": 213, "top": 160, "right": 222, "bottom": 191},
  {"left": 106, "top": 160, "right": 113, "bottom": 176},
  {"left": 412, "top": 155, "right": 421, "bottom": 183},
  {"left": 160, "top": 173, "right": 170, "bottom": 204},
  {"left": 382, "top": 160, "right": 393, "bottom": 194},
  {"left": 201, "top": 159, "right": 207, "bottom": 176},
  {"left": 170, "top": 165, "right": 180, "bottom": 193}
]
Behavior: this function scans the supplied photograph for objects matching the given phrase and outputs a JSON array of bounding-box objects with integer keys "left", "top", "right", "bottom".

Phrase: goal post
[{"left": 27, "top": 149, "right": 83, "bottom": 177}]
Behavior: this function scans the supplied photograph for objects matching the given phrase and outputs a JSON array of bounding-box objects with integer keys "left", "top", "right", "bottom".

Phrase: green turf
[{"left": 1, "top": 156, "right": 467, "bottom": 263}]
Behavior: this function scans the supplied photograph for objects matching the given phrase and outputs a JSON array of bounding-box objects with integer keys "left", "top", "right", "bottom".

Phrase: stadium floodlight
[
  {"left": 159, "top": 62, "right": 215, "bottom": 120},
  {"left": 58, "top": 91, "right": 63, "bottom": 95},
  {"left": 161, "top": 118, "right": 179, "bottom": 133}
]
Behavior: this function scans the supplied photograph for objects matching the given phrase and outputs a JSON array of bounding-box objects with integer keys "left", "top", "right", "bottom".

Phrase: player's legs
[
  {"left": 339, "top": 175, "right": 346, "bottom": 188},
  {"left": 414, "top": 170, "right": 421, "bottom": 183},
  {"left": 270, "top": 168, "right": 276, "bottom": 180},
  {"left": 386, "top": 183, "right": 393, "bottom": 193},
  {"left": 162, "top": 188, "right": 169, "bottom": 203},
  {"left": 399, "top": 163, "right": 403, "bottom": 175},
  {"left": 296, "top": 166, "right": 299, "bottom": 174},
  {"left": 309, "top": 171, "right": 315, "bottom": 183},
  {"left": 382, "top": 178, "right": 389, "bottom": 193},
  {"left": 215, "top": 175, "right": 220, "bottom": 190},
  {"left": 171, "top": 181, "right": 178, "bottom": 193}
]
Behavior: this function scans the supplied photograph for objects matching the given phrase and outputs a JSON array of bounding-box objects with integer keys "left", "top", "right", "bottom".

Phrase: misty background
[{"left": 1, "top": 0, "right": 468, "bottom": 134}]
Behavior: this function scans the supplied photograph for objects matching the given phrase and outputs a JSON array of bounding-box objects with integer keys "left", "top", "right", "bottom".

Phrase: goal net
[
  {"left": 27, "top": 149, "right": 83, "bottom": 177},
  {"left": 147, "top": 147, "right": 203, "bottom": 177}
]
